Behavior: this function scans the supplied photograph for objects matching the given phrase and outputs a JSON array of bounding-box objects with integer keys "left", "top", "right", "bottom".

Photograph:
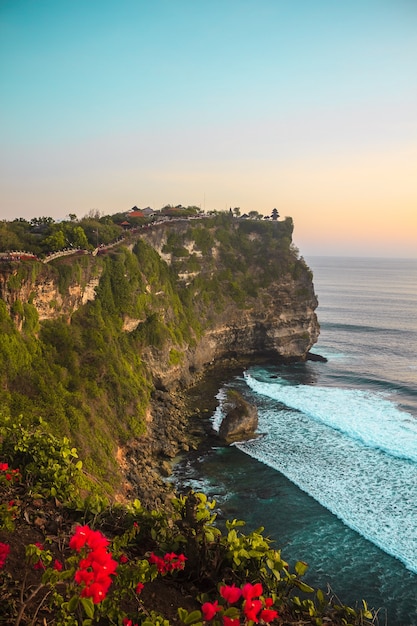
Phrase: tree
[
  {"left": 43, "top": 230, "right": 66, "bottom": 252},
  {"left": 70, "top": 226, "right": 89, "bottom": 249},
  {"left": 233, "top": 207, "right": 241, "bottom": 217},
  {"left": 271, "top": 208, "right": 280, "bottom": 221}
]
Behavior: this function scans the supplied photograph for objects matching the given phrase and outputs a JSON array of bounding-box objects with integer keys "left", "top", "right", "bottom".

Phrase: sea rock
[
  {"left": 306, "top": 351, "right": 328, "bottom": 363},
  {"left": 219, "top": 390, "right": 258, "bottom": 443}
]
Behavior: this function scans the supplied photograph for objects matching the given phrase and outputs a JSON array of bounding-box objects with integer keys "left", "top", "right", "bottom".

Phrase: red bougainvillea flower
[
  {"left": 260, "top": 608, "right": 279, "bottom": 623},
  {"left": 202, "top": 600, "right": 222, "bottom": 621},
  {"left": 220, "top": 584, "right": 242, "bottom": 604},
  {"left": 223, "top": 617, "right": 240, "bottom": 626},
  {"left": 119, "top": 554, "right": 129, "bottom": 564},
  {"left": 53, "top": 560, "right": 63, "bottom": 571},
  {"left": 70, "top": 524, "right": 117, "bottom": 604},
  {"left": 80, "top": 581, "right": 108, "bottom": 604},
  {"left": 122, "top": 618, "right": 138, "bottom": 626},
  {"left": 244, "top": 599, "right": 263, "bottom": 623},
  {"left": 74, "top": 569, "right": 95, "bottom": 586},
  {"left": 85, "top": 529, "right": 110, "bottom": 551},
  {"left": 0, "top": 463, "right": 20, "bottom": 481},
  {"left": 69, "top": 525, "right": 91, "bottom": 552},
  {"left": 92, "top": 556, "right": 118, "bottom": 576},
  {"left": 0, "top": 543, "right": 10, "bottom": 569},
  {"left": 148, "top": 551, "right": 187, "bottom": 574},
  {"left": 135, "top": 582, "right": 144, "bottom": 594},
  {"left": 242, "top": 582, "right": 263, "bottom": 600}
]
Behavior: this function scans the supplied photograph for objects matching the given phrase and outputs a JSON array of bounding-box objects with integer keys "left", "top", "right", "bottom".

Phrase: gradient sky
[{"left": 1, "top": 0, "right": 416, "bottom": 256}]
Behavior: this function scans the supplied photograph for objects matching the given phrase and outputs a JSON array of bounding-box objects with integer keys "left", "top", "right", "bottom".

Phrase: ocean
[{"left": 173, "top": 256, "right": 417, "bottom": 625}]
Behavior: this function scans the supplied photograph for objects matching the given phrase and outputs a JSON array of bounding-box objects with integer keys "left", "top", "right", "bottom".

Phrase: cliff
[{"left": 0, "top": 215, "right": 319, "bottom": 501}]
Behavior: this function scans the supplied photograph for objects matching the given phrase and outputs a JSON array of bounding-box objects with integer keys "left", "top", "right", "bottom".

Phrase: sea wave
[{"left": 243, "top": 372, "right": 417, "bottom": 463}]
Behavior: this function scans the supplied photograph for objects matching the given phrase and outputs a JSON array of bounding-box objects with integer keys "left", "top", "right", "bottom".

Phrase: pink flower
[
  {"left": 0, "top": 543, "right": 10, "bottom": 569},
  {"left": 220, "top": 584, "right": 242, "bottom": 604},
  {"left": 202, "top": 600, "right": 222, "bottom": 621}
]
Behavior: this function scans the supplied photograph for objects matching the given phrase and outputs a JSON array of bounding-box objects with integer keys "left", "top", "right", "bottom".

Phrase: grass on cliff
[{"left": 0, "top": 218, "right": 314, "bottom": 493}]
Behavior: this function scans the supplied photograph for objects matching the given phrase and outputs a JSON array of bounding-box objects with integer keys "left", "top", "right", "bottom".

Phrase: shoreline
[{"left": 125, "top": 352, "right": 326, "bottom": 508}]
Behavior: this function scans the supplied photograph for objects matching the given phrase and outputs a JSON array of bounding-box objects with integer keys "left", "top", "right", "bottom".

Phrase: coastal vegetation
[
  {"left": 0, "top": 213, "right": 313, "bottom": 486},
  {"left": 0, "top": 420, "right": 376, "bottom": 625},
  {"left": 0, "top": 211, "right": 376, "bottom": 623}
]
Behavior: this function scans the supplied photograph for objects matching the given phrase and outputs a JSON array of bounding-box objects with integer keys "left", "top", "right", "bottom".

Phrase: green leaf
[
  {"left": 294, "top": 580, "right": 315, "bottom": 593},
  {"left": 80, "top": 596, "right": 95, "bottom": 618},
  {"left": 295, "top": 560, "right": 309, "bottom": 576},
  {"left": 67, "top": 595, "right": 79, "bottom": 612},
  {"left": 361, "top": 599, "right": 373, "bottom": 618},
  {"left": 177, "top": 607, "right": 188, "bottom": 622},
  {"left": 184, "top": 610, "right": 203, "bottom": 624}
]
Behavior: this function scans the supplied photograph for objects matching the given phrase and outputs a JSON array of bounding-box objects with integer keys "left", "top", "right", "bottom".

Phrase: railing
[{"left": 43, "top": 248, "right": 87, "bottom": 263}]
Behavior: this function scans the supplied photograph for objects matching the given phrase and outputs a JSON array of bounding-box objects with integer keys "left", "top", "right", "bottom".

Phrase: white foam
[
  {"left": 244, "top": 372, "right": 417, "bottom": 463},
  {"left": 238, "top": 374, "right": 417, "bottom": 573},
  {"left": 211, "top": 387, "right": 228, "bottom": 432}
]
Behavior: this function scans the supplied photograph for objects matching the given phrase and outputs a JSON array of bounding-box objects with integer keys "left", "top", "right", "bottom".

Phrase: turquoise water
[{"left": 173, "top": 257, "right": 417, "bottom": 625}]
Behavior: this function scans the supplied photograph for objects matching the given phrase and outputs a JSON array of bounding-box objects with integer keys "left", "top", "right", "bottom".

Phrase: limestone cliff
[
  {"left": 0, "top": 215, "right": 319, "bottom": 501},
  {"left": 138, "top": 217, "right": 319, "bottom": 388},
  {"left": 1, "top": 216, "right": 318, "bottom": 381}
]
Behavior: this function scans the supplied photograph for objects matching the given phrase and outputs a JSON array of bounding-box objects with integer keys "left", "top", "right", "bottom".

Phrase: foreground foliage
[{"left": 0, "top": 417, "right": 378, "bottom": 626}]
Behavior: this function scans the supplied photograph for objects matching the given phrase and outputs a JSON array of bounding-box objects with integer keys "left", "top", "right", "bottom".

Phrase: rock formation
[{"left": 218, "top": 390, "right": 259, "bottom": 443}]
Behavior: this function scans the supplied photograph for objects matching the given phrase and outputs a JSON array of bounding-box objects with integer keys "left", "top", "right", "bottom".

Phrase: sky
[{"left": 1, "top": 0, "right": 416, "bottom": 257}]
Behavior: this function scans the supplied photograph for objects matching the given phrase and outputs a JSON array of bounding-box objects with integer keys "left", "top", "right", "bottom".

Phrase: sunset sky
[{"left": 1, "top": 0, "right": 416, "bottom": 257}]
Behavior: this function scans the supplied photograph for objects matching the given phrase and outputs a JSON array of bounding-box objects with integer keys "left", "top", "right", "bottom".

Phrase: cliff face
[
  {"left": 0, "top": 217, "right": 318, "bottom": 384},
  {"left": 138, "top": 217, "right": 319, "bottom": 388},
  {"left": 0, "top": 216, "right": 319, "bottom": 499}
]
